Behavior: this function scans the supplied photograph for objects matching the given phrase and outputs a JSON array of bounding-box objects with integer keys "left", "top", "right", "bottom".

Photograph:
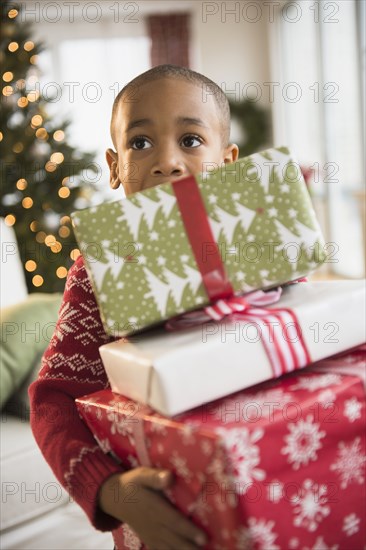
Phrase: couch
[{"left": 0, "top": 219, "right": 113, "bottom": 549}]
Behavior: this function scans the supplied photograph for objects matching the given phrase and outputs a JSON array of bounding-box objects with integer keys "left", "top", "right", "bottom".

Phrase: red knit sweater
[{"left": 29, "top": 255, "right": 124, "bottom": 540}]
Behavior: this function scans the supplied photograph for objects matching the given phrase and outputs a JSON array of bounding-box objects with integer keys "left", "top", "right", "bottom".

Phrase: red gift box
[{"left": 76, "top": 347, "right": 366, "bottom": 549}]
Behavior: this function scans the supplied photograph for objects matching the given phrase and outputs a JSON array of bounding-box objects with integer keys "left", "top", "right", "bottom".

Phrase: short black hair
[{"left": 110, "top": 64, "right": 231, "bottom": 147}]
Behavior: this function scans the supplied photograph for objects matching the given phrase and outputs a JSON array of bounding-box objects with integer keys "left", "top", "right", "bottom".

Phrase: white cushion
[{"left": 0, "top": 219, "right": 28, "bottom": 308}]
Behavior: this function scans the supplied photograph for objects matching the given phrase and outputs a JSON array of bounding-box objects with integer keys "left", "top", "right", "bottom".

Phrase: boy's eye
[
  {"left": 130, "top": 136, "right": 152, "bottom": 150},
  {"left": 181, "top": 135, "right": 202, "bottom": 148}
]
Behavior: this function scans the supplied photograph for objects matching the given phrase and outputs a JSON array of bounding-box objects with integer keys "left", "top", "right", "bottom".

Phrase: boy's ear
[
  {"left": 106, "top": 148, "right": 121, "bottom": 190},
  {"left": 223, "top": 143, "right": 239, "bottom": 164}
]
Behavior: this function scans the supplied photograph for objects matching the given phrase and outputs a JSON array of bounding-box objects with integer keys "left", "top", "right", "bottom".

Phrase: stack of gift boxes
[{"left": 71, "top": 147, "right": 366, "bottom": 549}]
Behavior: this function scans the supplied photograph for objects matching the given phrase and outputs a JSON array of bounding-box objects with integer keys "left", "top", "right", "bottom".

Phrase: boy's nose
[{"left": 151, "top": 148, "right": 185, "bottom": 179}]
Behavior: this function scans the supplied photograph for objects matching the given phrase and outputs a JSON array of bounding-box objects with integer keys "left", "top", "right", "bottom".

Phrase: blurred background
[
  {"left": 1, "top": 3, "right": 365, "bottom": 549},
  {"left": 1, "top": 0, "right": 365, "bottom": 292}
]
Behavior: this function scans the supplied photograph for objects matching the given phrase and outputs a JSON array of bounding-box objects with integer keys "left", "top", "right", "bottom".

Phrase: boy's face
[{"left": 106, "top": 78, "right": 238, "bottom": 195}]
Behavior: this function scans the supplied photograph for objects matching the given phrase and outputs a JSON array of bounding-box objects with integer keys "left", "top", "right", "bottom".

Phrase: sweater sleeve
[{"left": 29, "top": 255, "right": 123, "bottom": 532}]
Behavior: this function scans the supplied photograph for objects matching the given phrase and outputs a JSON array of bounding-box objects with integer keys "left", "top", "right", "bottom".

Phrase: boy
[{"left": 29, "top": 64, "right": 238, "bottom": 549}]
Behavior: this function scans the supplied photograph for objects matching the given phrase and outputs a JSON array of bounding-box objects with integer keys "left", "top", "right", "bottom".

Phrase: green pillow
[
  {"left": 4, "top": 351, "right": 44, "bottom": 420},
  {"left": 0, "top": 293, "right": 62, "bottom": 408}
]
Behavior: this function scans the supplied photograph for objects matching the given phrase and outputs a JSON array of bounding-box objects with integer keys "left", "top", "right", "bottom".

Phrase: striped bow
[{"left": 165, "top": 285, "right": 312, "bottom": 378}]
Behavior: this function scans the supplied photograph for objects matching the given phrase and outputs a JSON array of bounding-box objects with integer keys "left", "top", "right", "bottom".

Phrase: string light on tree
[
  {"left": 2, "top": 71, "right": 13, "bottom": 82},
  {"left": 51, "top": 241, "right": 62, "bottom": 253},
  {"left": 8, "top": 8, "right": 19, "bottom": 18},
  {"left": 13, "top": 142, "right": 24, "bottom": 153},
  {"left": 53, "top": 130, "right": 65, "bottom": 142},
  {"left": 31, "top": 114, "right": 42, "bottom": 126},
  {"left": 22, "top": 197, "right": 33, "bottom": 208},
  {"left": 32, "top": 275, "right": 44, "bottom": 287},
  {"left": 27, "top": 90, "right": 39, "bottom": 102},
  {"left": 44, "top": 234, "right": 56, "bottom": 247},
  {"left": 17, "top": 96, "right": 28, "bottom": 107},
  {"left": 51, "top": 152, "right": 64, "bottom": 164},
  {"left": 24, "top": 41, "right": 34, "bottom": 51},
  {"left": 70, "top": 249, "right": 81, "bottom": 261},
  {"left": 36, "top": 128, "right": 48, "bottom": 139},
  {"left": 45, "top": 161, "right": 57, "bottom": 172},
  {"left": 8, "top": 42, "right": 19, "bottom": 52},
  {"left": 4, "top": 214, "right": 16, "bottom": 226},
  {"left": 56, "top": 267, "right": 68, "bottom": 278},
  {"left": 58, "top": 187, "right": 71, "bottom": 198},
  {"left": 3, "top": 86, "right": 13, "bottom": 96},
  {"left": 16, "top": 178, "right": 27, "bottom": 190},
  {"left": 59, "top": 226, "right": 70, "bottom": 238},
  {"left": 25, "top": 260, "right": 37, "bottom": 272}
]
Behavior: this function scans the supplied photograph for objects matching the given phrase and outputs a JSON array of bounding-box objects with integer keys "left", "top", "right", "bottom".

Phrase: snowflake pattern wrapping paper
[
  {"left": 71, "top": 147, "right": 326, "bottom": 336},
  {"left": 76, "top": 346, "right": 366, "bottom": 550}
]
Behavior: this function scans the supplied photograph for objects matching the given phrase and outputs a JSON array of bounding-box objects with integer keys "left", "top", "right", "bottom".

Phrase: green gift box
[{"left": 71, "top": 146, "right": 326, "bottom": 336}]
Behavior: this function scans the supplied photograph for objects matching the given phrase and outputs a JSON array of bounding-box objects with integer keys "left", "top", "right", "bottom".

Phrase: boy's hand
[{"left": 99, "top": 467, "right": 208, "bottom": 550}]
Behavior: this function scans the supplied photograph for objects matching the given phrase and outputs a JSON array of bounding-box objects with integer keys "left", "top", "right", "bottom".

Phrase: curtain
[{"left": 146, "top": 13, "right": 190, "bottom": 68}]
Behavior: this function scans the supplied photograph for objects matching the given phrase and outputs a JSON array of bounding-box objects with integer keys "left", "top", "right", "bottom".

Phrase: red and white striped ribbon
[
  {"left": 239, "top": 309, "right": 309, "bottom": 377},
  {"left": 166, "top": 288, "right": 311, "bottom": 378}
]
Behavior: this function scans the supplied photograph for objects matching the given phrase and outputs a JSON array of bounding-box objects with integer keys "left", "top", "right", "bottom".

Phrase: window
[
  {"left": 38, "top": 36, "right": 151, "bottom": 200},
  {"left": 270, "top": 0, "right": 364, "bottom": 277}
]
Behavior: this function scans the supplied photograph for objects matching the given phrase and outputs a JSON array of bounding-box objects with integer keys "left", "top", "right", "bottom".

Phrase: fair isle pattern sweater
[{"left": 29, "top": 255, "right": 123, "bottom": 534}]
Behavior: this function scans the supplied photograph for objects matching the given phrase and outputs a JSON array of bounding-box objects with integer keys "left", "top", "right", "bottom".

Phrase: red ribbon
[
  {"left": 171, "top": 174, "right": 312, "bottom": 376},
  {"left": 172, "top": 176, "right": 234, "bottom": 302}
]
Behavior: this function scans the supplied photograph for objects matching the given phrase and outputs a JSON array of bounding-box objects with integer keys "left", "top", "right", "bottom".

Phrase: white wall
[
  {"left": 27, "top": 0, "right": 271, "bottom": 105},
  {"left": 189, "top": 2, "right": 271, "bottom": 105},
  {"left": 20, "top": 1, "right": 272, "bottom": 200}
]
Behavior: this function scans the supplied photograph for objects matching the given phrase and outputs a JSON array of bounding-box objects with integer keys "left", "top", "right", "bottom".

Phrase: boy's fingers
[
  {"left": 159, "top": 528, "right": 203, "bottom": 550},
  {"left": 141, "top": 483, "right": 207, "bottom": 546},
  {"left": 135, "top": 467, "right": 174, "bottom": 490},
  {"left": 126, "top": 467, "right": 207, "bottom": 546},
  {"left": 162, "top": 509, "right": 207, "bottom": 546}
]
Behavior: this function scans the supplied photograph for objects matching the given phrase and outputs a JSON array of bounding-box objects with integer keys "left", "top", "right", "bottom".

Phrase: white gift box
[{"left": 99, "top": 280, "right": 366, "bottom": 416}]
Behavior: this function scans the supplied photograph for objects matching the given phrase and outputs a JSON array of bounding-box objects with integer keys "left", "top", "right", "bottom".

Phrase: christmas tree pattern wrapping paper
[{"left": 71, "top": 147, "right": 326, "bottom": 336}]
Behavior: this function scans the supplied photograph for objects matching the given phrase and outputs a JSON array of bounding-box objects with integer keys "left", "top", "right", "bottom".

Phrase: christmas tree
[{"left": 0, "top": 1, "right": 97, "bottom": 293}]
